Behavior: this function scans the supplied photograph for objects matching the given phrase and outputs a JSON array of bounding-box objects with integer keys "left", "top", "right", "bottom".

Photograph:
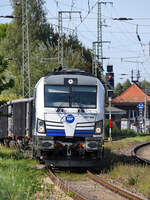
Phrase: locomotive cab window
[
  {"left": 44, "top": 85, "right": 97, "bottom": 109},
  {"left": 71, "top": 86, "right": 96, "bottom": 109},
  {"left": 45, "top": 85, "right": 70, "bottom": 107}
]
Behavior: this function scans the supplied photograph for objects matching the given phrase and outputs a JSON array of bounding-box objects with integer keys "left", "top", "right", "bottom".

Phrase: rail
[
  {"left": 87, "top": 170, "right": 144, "bottom": 200},
  {"left": 47, "top": 168, "right": 87, "bottom": 200},
  {"left": 132, "top": 142, "right": 150, "bottom": 165}
]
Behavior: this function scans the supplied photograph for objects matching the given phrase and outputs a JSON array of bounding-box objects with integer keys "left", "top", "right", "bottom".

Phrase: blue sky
[{"left": 1, "top": 0, "right": 150, "bottom": 85}]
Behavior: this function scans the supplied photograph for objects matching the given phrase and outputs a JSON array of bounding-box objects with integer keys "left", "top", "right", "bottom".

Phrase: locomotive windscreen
[{"left": 44, "top": 85, "right": 97, "bottom": 109}]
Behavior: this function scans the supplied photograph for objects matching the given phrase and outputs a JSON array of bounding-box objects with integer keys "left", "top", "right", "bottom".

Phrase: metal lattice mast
[
  {"left": 58, "top": 11, "right": 63, "bottom": 67},
  {"left": 92, "top": 42, "right": 96, "bottom": 76},
  {"left": 58, "top": 11, "right": 81, "bottom": 68},
  {"left": 22, "top": 0, "right": 31, "bottom": 98},
  {"left": 92, "top": 41, "right": 99, "bottom": 76},
  {"left": 96, "top": 1, "right": 112, "bottom": 78},
  {"left": 97, "top": 0, "right": 103, "bottom": 73}
]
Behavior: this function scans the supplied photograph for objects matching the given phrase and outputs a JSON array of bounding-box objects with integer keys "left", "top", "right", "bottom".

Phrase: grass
[
  {"left": 105, "top": 135, "right": 150, "bottom": 152},
  {"left": 101, "top": 164, "right": 150, "bottom": 198},
  {"left": 100, "top": 135, "right": 150, "bottom": 198},
  {"left": 1, "top": 135, "right": 149, "bottom": 199},
  {"left": 0, "top": 146, "right": 46, "bottom": 200},
  {"left": 56, "top": 170, "right": 88, "bottom": 181},
  {"left": 0, "top": 146, "right": 74, "bottom": 200},
  {"left": 123, "top": 135, "right": 150, "bottom": 142}
]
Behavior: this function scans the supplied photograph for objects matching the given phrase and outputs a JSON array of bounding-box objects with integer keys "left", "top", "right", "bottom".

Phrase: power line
[
  {"left": 58, "top": 11, "right": 81, "bottom": 67},
  {"left": 75, "top": 1, "right": 97, "bottom": 29}
]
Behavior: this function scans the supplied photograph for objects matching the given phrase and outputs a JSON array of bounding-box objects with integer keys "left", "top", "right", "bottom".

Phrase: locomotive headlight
[
  {"left": 94, "top": 120, "right": 103, "bottom": 135},
  {"left": 95, "top": 127, "right": 101, "bottom": 133},
  {"left": 37, "top": 119, "right": 45, "bottom": 133}
]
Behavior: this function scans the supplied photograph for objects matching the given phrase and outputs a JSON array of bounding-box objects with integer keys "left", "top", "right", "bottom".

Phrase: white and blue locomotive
[{"left": 32, "top": 68, "right": 105, "bottom": 167}]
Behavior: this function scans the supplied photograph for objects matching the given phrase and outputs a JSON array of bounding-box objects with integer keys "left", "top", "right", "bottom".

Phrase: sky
[{"left": 1, "top": 0, "right": 150, "bottom": 85}]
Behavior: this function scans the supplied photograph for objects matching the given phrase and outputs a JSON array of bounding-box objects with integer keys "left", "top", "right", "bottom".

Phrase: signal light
[
  {"left": 106, "top": 65, "right": 114, "bottom": 97},
  {"left": 107, "top": 90, "right": 114, "bottom": 98},
  {"left": 107, "top": 65, "right": 113, "bottom": 72},
  {"left": 106, "top": 72, "right": 114, "bottom": 89},
  {"left": 108, "top": 75, "right": 112, "bottom": 80}
]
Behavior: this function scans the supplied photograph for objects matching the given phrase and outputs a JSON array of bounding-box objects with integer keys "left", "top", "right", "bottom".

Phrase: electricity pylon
[
  {"left": 58, "top": 11, "right": 81, "bottom": 68},
  {"left": 93, "top": 1, "right": 112, "bottom": 78},
  {"left": 22, "top": 0, "right": 31, "bottom": 97}
]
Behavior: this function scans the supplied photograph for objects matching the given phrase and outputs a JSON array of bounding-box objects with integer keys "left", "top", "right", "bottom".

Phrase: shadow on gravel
[
  {"left": 52, "top": 148, "right": 140, "bottom": 174},
  {"left": 99, "top": 147, "right": 141, "bottom": 173}
]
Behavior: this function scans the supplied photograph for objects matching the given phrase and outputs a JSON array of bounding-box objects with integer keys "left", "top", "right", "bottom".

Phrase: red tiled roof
[{"left": 112, "top": 84, "right": 150, "bottom": 103}]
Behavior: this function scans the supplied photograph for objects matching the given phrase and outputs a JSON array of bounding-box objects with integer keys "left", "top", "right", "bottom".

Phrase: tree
[
  {"left": 0, "top": 24, "right": 14, "bottom": 94},
  {"left": 0, "top": 55, "right": 14, "bottom": 94},
  {"left": 0, "top": 0, "right": 93, "bottom": 96},
  {"left": 114, "top": 83, "right": 123, "bottom": 97},
  {"left": 0, "top": 0, "right": 54, "bottom": 95},
  {"left": 139, "top": 80, "right": 150, "bottom": 89},
  {"left": 139, "top": 80, "right": 150, "bottom": 96},
  {"left": 114, "top": 79, "right": 131, "bottom": 97},
  {"left": 122, "top": 79, "right": 131, "bottom": 91},
  {"left": 0, "top": 24, "right": 9, "bottom": 41},
  {"left": 63, "top": 34, "right": 92, "bottom": 72}
]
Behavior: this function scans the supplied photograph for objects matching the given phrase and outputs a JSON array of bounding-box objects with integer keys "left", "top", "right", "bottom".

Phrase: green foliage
[
  {"left": 0, "top": 0, "right": 93, "bottom": 96},
  {"left": 121, "top": 129, "right": 140, "bottom": 137},
  {"left": 139, "top": 80, "right": 150, "bottom": 96},
  {"left": 122, "top": 79, "right": 131, "bottom": 90},
  {"left": 0, "top": 24, "right": 9, "bottom": 41},
  {"left": 66, "top": 191, "right": 75, "bottom": 198},
  {"left": 102, "top": 163, "right": 150, "bottom": 197},
  {"left": 0, "top": 93, "right": 21, "bottom": 105},
  {"left": 56, "top": 171, "right": 87, "bottom": 181},
  {"left": 101, "top": 136, "right": 150, "bottom": 198},
  {"left": 139, "top": 80, "right": 150, "bottom": 88},
  {"left": 0, "top": 55, "right": 7, "bottom": 73},
  {"left": 0, "top": 56, "right": 14, "bottom": 94},
  {"left": 0, "top": 147, "right": 24, "bottom": 160},
  {"left": 105, "top": 119, "right": 140, "bottom": 138},
  {"left": 114, "top": 79, "right": 131, "bottom": 97},
  {"left": 0, "top": 0, "right": 55, "bottom": 95},
  {"left": 114, "top": 82, "right": 123, "bottom": 97},
  {"left": 128, "top": 175, "right": 139, "bottom": 186},
  {"left": 0, "top": 146, "right": 45, "bottom": 200},
  {"left": 62, "top": 34, "right": 92, "bottom": 72}
]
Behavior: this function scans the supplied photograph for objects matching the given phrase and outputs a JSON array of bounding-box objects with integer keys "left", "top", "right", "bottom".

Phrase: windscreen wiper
[
  {"left": 56, "top": 106, "right": 64, "bottom": 112},
  {"left": 56, "top": 103, "right": 65, "bottom": 112},
  {"left": 71, "top": 94, "right": 85, "bottom": 112}
]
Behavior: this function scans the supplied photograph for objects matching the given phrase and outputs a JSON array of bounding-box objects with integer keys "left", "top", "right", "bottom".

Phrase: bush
[
  {"left": 0, "top": 94, "right": 21, "bottom": 105},
  {"left": 105, "top": 119, "right": 140, "bottom": 138}
]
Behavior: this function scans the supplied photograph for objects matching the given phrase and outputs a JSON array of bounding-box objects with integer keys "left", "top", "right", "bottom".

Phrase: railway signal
[
  {"left": 106, "top": 73, "right": 114, "bottom": 88},
  {"left": 106, "top": 65, "right": 114, "bottom": 142},
  {"left": 106, "top": 65, "right": 114, "bottom": 97}
]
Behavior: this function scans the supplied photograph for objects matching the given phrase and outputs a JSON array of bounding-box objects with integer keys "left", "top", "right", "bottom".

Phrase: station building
[{"left": 111, "top": 83, "right": 150, "bottom": 133}]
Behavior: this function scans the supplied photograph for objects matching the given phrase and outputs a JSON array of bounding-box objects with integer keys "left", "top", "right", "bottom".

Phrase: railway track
[
  {"left": 47, "top": 168, "right": 145, "bottom": 200},
  {"left": 132, "top": 142, "right": 150, "bottom": 165},
  {"left": 87, "top": 171, "right": 144, "bottom": 200},
  {"left": 47, "top": 168, "right": 86, "bottom": 200}
]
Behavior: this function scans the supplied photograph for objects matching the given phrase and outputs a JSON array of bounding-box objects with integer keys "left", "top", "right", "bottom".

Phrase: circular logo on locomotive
[{"left": 65, "top": 114, "right": 75, "bottom": 123}]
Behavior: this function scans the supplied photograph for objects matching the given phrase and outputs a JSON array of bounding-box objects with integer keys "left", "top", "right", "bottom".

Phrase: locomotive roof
[
  {"left": 45, "top": 68, "right": 95, "bottom": 78},
  {"left": 34, "top": 68, "right": 104, "bottom": 88}
]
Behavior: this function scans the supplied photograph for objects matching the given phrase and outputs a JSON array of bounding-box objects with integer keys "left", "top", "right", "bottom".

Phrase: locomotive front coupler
[{"left": 66, "top": 144, "right": 72, "bottom": 157}]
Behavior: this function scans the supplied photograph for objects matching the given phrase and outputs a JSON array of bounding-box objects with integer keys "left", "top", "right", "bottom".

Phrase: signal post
[{"left": 106, "top": 65, "right": 114, "bottom": 142}]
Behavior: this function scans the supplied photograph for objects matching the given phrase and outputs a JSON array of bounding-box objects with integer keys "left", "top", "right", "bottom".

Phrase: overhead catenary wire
[
  {"left": 6, "top": 0, "right": 150, "bottom": 84},
  {"left": 75, "top": 1, "right": 97, "bottom": 29}
]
